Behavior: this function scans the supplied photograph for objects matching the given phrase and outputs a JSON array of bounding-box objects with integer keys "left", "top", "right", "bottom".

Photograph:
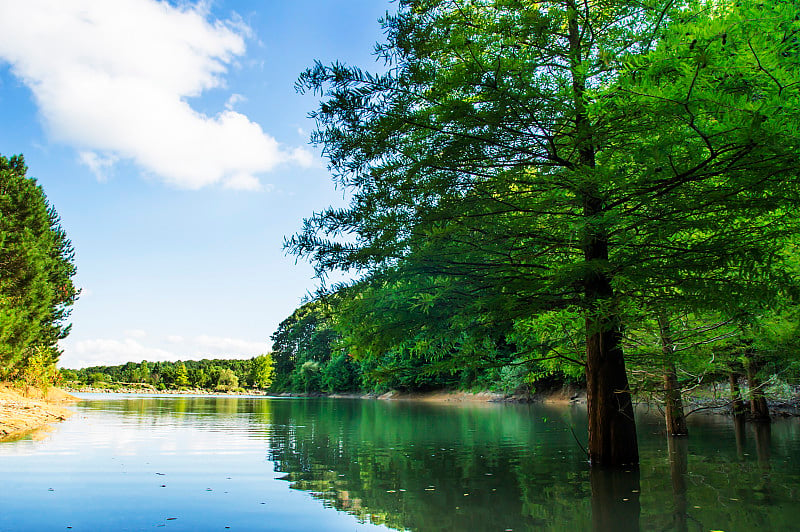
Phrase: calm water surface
[{"left": 1, "top": 394, "right": 799, "bottom": 531}]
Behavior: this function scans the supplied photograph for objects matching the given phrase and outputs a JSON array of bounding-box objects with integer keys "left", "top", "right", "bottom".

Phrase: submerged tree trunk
[
  {"left": 729, "top": 371, "right": 747, "bottom": 417},
  {"left": 658, "top": 315, "right": 688, "bottom": 436},
  {"left": 668, "top": 436, "right": 689, "bottom": 532},
  {"left": 568, "top": 0, "right": 638, "bottom": 466},
  {"left": 663, "top": 363, "right": 688, "bottom": 436},
  {"left": 745, "top": 349, "right": 770, "bottom": 421},
  {"left": 586, "top": 322, "right": 639, "bottom": 465}
]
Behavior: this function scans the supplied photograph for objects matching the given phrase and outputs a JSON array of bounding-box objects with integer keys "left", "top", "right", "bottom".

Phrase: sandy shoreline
[
  {"left": 63, "top": 386, "right": 586, "bottom": 404},
  {"left": 0, "top": 384, "right": 78, "bottom": 442}
]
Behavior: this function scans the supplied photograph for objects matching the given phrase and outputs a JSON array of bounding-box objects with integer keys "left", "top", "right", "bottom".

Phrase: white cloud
[
  {"left": 289, "top": 146, "right": 315, "bottom": 167},
  {"left": 224, "top": 93, "right": 246, "bottom": 111},
  {"left": 192, "top": 335, "right": 266, "bottom": 355},
  {"left": 0, "top": 0, "right": 313, "bottom": 190},
  {"left": 164, "top": 334, "right": 266, "bottom": 355},
  {"left": 78, "top": 151, "right": 117, "bottom": 182},
  {"left": 67, "top": 338, "right": 176, "bottom": 367},
  {"left": 223, "top": 172, "right": 263, "bottom": 191},
  {"left": 60, "top": 333, "right": 267, "bottom": 367}
]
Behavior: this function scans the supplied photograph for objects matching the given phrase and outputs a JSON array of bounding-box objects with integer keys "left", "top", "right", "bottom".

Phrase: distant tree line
[
  {"left": 0, "top": 155, "right": 78, "bottom": 386},
  {"left": 61, "top": 354, "right": 275, "bottom": 392}
]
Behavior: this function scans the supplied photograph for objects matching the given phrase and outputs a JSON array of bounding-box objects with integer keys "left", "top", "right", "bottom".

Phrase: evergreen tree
[{"left": 0, "top": 154, "right": 78, "bottom": 382}]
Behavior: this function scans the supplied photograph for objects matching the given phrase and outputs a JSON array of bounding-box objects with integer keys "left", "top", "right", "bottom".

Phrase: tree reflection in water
[
  {"left": 590, "top": 466, "right": 641, "bottom": 532},
  {"left": 264, "top": 399, "right": 799, "bottom": 532},
  {"left": 667, "top": 436, "right": 688, "bottom": 532}
]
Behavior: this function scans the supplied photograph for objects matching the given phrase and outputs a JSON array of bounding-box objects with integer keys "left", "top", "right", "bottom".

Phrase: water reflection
[
  {"left": 734, "top": 414, "right": 747, "bottom": 460},
  {"left": 667, "top": 437, "right": 688, "bottom": 532},
  {"left": 267, "top": 400, "right": 593, "bottom": 531},
  {"left": 754, "top": 421, "right": 771, "bottom": 471},
  {"left": 1, "top": 395, "right": 799, "bottom": 532},
  {"left": 590, "top": 466, "right": 640, "bottom": 532}
]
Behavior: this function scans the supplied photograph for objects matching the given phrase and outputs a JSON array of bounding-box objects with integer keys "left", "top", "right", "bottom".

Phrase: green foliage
[
  {"left": 17, "top": 345, "right": 62, "bottom": 389},
  {"left": 270, "top": 300, "right": 339, "bottom": 391},
  {"left": 250, "top": 354, "right": 276, "bottom": 389},
  {"left": 294, "top": 361, "right": 322, "bottom": 393},
  {"left": 173, "top": 362, "right": 190, "bottom": 388},
  {"left": 59, "top": 368, "right": 78, "bottom": 382},
  {"left": 216, "top": 368, "right": 239, "bottom": 391},
  {"left": 278, "top": 0, "right": 800, "bottom": 437},
  {"left": 62, "top": 356, "right": 275, "bottom": 391},
  {"left": 88, "top": 372, "right": 109, "bottom": 385},
  {"left": 0, "top": 154, "right": 78, "bottom": 382},
  {"left": 320, "top": 352, "right": 359, "bottom": 393}
]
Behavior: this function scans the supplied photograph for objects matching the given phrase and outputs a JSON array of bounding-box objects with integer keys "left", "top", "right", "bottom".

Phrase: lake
[{"left": 1, "top": 394, "right": 799, "bottom": 531}]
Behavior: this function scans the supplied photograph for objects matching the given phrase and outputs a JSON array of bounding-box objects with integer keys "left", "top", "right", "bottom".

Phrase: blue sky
[{"left": 0, "top": 0, "right": 393, "bottom": 368}]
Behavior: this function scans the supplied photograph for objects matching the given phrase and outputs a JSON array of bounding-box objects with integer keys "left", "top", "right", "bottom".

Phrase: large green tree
[
  {"left": 0, "top": 155, "right": 78, "bottom": 382},
  {"left": 290, "top": 0, "right": 800, "bottom": 465},
  {"left": 250, "top": 354, "right": 276, "bottom": 389},
  {"left": 270, "top": 300, "right": 339, "bottom": 391}
]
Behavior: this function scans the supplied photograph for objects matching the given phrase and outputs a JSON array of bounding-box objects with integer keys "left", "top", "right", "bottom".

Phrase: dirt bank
[
  {"left": 0, "top": 384, "right": 78, "bottom": 441},
  {"left": 375, "top": 390, "right": 508, "bottom": 402},
  {"left": 65, "top": 385, "right": 269, "bottom": 395},
  {"left": 279, "top": 387, "right": 588, "bottom": 405}
]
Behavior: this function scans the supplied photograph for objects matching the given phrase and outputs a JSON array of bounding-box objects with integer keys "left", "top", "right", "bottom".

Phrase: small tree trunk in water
[
  {"left": 658, "top": 315, "right": 687, "bottom": 436},
  {"left": 729, "top": 372, "right": 747, "bottom": 417},
  {"left": 745, "top": 349, "right": 770, "bottom": 421},
  {"left": 663, "top": 363, "right": 688, "bottom": 436}
]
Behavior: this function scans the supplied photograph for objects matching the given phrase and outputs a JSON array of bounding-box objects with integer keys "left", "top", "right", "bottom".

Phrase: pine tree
[{"left": 0, "top": 154, "right": 78, "bottom": 381}]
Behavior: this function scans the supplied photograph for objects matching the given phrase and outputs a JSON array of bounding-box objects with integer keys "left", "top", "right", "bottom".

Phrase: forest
[
  {"left": 62, "top": 355, "right": 275, "bottom": 392},
  {"left": 276, "top": 0, "right": 800, "bottom": 465}
]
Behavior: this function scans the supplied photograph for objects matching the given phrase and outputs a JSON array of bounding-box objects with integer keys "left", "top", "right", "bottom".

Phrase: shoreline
[
  {"left": 65, "top": 385, "right": 269, "bottom": 396},
  {"left": 63, "top": 385, "right": 800, "bottom": 418},
  {"left": 3, "top": 382, "right": 797, "bottom": 441},
  {"left": 63, "top": 385, "right": 589, "bottom": 406},
  {"left": 0, "top": 384, "right": 78, "bottom": 442},
  {"left": 63, "top": 386, "right": 566, "bottom": 403}
]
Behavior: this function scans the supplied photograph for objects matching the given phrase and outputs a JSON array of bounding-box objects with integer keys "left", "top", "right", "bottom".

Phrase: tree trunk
[
  {"left": 745, "top": 349, "right": 770, "bottom": 421},
  {"left": 586, "top": 316, "right": 639, "bottom": 465},
  {"left": 663, "top": 363, "right": 688, "bottom": 436},
  {"left": 729, "top": 371, "right": 747, "bottom": 417},
  {"left": 568, "top": 0, "right": 638, "bottom": 467},
  {"left": 658, "top": 315, "right": 687, "bottom": 436}
]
